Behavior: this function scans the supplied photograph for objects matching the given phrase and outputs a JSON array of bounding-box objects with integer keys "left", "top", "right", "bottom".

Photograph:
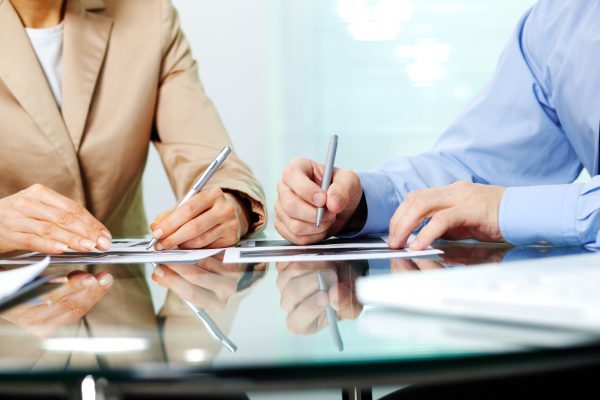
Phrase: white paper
[
  {"left": 223, "top": 243, "right": 442, "bottom": 263},
  {"left": 0, "top": 239, "right": 223, "bottom": 265},
  {"left": 0, "top": 257, "right": 50, "bottom": 300},
  {"left": 236, "top": 235, "right": 390, "bottom": 252}
]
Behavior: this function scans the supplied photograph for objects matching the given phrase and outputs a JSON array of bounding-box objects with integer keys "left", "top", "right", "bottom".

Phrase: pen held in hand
[
  {"left": 146, "top": 146, "right": 232, "bottom": 250},
  {"left": 316, "top": 135, "right": 339, "bottom": 228}
]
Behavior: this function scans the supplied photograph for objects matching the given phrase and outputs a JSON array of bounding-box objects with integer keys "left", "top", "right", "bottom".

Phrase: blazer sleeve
[{"left": 152, "top": 0, "right": 267, "bottom": 235}]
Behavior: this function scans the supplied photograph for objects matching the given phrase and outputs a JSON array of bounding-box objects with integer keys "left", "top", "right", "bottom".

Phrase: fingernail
[
  {"left": 101, "top": 230, "right": 112, "bottom": 240},
  {"left": 99, "top": 274, "right": 113, "bottom": 287},
  {"left": 313, "top": 192, "right": 325, "bottom": 206},
  {"left": 154, "top": 266, "right": 165, "bottom": 278},
  {"left": 152, "top": 228, "right": 164, "bottom": 240},
  {"left": 81, "top": 276, "right": 97, "bottom": 287},
  {"left": 409, "top": 238, "right": 420, "bottom": 250},
  {"left": 97, "top": 237, "right": 111, "bottom": 250},
  {"left": 316, "top": 292, "right": 329, "bottom": 308},
  {"left": 80, "top": 239, "right": 96, "bottom": 250},
  {"left": 53, "top": 243, "right": 68, "bottom": 252},
  {"left": 155, "top": 243, "right": 164, "bottom": 251}
]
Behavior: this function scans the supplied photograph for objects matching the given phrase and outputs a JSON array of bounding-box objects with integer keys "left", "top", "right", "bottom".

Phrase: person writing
[
  {"left": 0, "top": 0, "right": 266, "bottom": 254},
  {"left": 275, "top": 0, "right": 600, "bottom": 250}
]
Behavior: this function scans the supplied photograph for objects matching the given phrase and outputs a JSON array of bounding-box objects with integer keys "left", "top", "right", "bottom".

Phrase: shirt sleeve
[
  {"left": 501, "top": 177, "right": 600, "bottom": 248},
  {"left": 354, "top": 2, "right": 583, "bottom": 239}
]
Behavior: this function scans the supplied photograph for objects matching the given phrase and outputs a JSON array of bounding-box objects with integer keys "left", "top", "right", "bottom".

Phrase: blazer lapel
[
  {"left": 0, "top": 0, "right": 84, "bottom": 198},
  {"left": 62, "top": 0, "right": 113, "bottom": 151}
]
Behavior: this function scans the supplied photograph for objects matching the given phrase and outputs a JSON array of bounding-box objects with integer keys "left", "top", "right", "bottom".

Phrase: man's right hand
[
  {"left": 275, "top": 159, "right": 364, "bottom": 245},
  {"left": 0, "top": 184, "right": 112, "bottom": 254}
]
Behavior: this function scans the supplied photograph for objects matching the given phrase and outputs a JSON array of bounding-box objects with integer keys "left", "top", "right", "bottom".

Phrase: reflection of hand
[
  {"left": 390, "top": 258, "right": 445, "bottom": 272},
  {"left": 1, "top": 271, "right": 113, "bottom": 338},
  {"left": 276, "top": 261, "right": 362, "bottom": 335},
  {"left": 149, "top": 188, "right": 250, "bottom": 250},
  {"left": 436, "top": 242, "right": 511, "bottom": 266},
  {"left": 152, "top": 256, "right": 248, "bottom": 311}
]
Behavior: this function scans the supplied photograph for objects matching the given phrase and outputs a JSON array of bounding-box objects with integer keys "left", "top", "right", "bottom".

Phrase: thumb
[{"left": 326, "top": 169, "right": 358, "bottom": 214}]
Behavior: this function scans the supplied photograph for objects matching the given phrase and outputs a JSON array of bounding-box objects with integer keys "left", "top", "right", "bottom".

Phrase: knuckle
[
  {"left": 180, "top": 201, "right": 195, "bottom": 217},
  {"left": 41, "top": 222, "right": 56, "bottom": 237},
  {"left": 57, "top": 212, "right": 74, "bottom": 226},
  {"left": 67, "top": 202, "right": 83, "bottom": 215},
  {"left": 29, "top": 183, "right": 45, "bottom": 195},
  {"left": 289, "top": 219, "right": 304, "bottom": 234}
]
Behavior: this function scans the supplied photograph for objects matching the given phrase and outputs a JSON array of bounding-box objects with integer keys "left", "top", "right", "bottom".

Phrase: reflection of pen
[
  {"left": 317, "top": 270, "right": 344, "bottom": 352},
  {"left": 183, "top": 299, "right": 238, "bottom": 353},
  {"left": 316, "top": 135, "right": 338, "bottom": 228},
  {"left": 151, "top": 262, "right": 237, "bottom": 353},
  {"left": 147, "top": 146, "right": 232, "bottom": 250}
]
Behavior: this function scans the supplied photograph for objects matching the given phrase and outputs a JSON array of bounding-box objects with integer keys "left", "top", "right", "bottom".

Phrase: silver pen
[
  {"left": 317, "top": 270, "right": 344, "bottom": 352},
  {"left": 147, "top": 146, "right": 232, "bottom": 250},
  {"left": 183, "top": 299, "right": 238, "bottom": 353},
  {"left": 316, "top": 135, "right": 338, "bottom": 228}
]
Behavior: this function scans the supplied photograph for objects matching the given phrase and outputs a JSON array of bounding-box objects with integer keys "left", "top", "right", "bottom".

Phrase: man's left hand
[{"left": 388, "top": 181, "right": 506, "bottom": 250}]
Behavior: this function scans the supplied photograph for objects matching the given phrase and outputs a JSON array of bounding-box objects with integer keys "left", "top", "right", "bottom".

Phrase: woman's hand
[
  {"left": 0, "top": 184, "right": 112, "bottom": 254},
  {"left": 149, "top": 187, "right": 250, "bottom": 250}
]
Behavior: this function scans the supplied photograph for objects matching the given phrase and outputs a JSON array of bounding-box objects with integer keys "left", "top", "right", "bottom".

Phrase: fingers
[
  {"left": 286, "top": 291, "right": 330, "bottom": 335},
  {"left": 388, "top": 188, "right": 449, "bottom": 249},
  {"left": 9, "top": 232, "right": 70, "bottom": 254},
  {"left": 277, "top": 182, "right": 335, "bottom": 223},
  {"left": 152, "top": 265, "right": 225, "bottom": 310},
  {"left": 326, "top": 169, "right": 358, "bottom": 214},
  {"left": 410, "top": 209, "right": 462, "bottom": 250},
  {"left": 150, "top": 188, "right": 220, "bottom": 244},
  {"left": 274, "top": 201, "right": 333, "bottom": 238},
  {"left": 31, "top": 185, "right": 111, "bottom": 240},
  {"left": 159, "top": 263, "right": 238, "bottom": 299},
  {"left": 10, "top": 217, "right": 102, "bottom": 253},
  {"left": 274, "top": 214, "right": 328, "bottom": 246},
  {"left": 157, "top": 207, "right": 223, "bottom": 250},
  {"left": 281, "top": 159, "right": 327, "bottom": 207}
]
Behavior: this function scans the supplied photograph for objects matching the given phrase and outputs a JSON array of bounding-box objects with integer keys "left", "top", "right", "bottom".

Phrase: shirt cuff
[
  {"left": 499, "top": 183, "right": 583, "bottom": 246},
  {"left": 346, "top": 170, "right": 400, "bottom": 237}
]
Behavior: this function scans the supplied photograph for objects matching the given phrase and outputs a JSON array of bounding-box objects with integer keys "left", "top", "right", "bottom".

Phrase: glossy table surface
[{"left": 1, "top": 241, "right": 600, "bottom": 393}]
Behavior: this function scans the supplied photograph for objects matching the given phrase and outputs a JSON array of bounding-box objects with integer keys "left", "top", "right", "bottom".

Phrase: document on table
[
  {"left": 223, "top": 236, "right": 442, "bottom": 263},
  {"left": 0, "top": 257, "right": 50, "bottom": 300},
  {"left": 0, "top": 239, "right": 223, "bottom": 265}
]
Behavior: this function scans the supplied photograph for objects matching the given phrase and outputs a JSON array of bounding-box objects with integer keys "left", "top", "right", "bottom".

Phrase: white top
[{"left": 25, "top": 22, "right": 64, "bottom": 107}]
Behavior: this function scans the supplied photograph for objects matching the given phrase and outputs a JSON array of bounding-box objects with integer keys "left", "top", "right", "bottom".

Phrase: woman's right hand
[{"left": 0, "top": 184, "right": 112, "bottom": 254}]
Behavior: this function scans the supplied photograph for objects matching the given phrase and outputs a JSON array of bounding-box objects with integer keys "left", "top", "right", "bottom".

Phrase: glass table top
[{"left": 1, "top": 242, "right": 599, "bottom": 387}]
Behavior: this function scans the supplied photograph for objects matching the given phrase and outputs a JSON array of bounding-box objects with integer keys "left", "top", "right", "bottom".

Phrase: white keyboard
[{"left": 356, "top": 253, "right": 600, "bottom": 331}]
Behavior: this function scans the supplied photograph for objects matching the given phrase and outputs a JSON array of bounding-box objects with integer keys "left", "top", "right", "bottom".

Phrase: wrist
[{"left": 223, "top": 191, "right": 251, "bottom": 238}]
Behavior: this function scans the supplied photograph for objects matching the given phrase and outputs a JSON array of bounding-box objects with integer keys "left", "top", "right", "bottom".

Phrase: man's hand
[
  {"left": 0, "top": 184, "right": 112, "bottom": 254},
  {"left": 275, "top": 158, "right": 363, "bottom": 245},
  {"left": 276, "top": 261, "right": 363, "bottom": 335},
  {"left": 388, "top": 181, "right": 505, "bottom": 250},
  {"left": 149, "top": 188, "right": 250, "bottom": 250}
]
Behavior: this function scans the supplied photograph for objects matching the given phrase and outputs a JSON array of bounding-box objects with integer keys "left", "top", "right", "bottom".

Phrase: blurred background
[{"left": 142, "top": 0, "right": 536, "bottom": 233}]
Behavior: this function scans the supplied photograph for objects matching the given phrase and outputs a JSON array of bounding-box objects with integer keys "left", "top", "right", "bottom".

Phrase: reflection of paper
[
  {"left": 0, "top": 239, "right": 223, "bottom": 265},
  {"left": 0, "top": 257, "right": 50, "bottom": 299},
  {"left": 237, "top": 235, "right": 390, "bottom": 252},
  {"left": 224, "top": 245, "right": 442, "bottom": 263}
]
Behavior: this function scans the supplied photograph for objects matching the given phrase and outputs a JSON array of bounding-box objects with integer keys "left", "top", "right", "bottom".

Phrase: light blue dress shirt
[{"left": 356, "top": 0, "right": 600, "bottom": 247}]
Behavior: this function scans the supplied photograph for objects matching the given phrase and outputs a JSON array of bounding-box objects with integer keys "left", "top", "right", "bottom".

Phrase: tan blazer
[{"left": 0, "top": 0, "right": 266, "bottom": 238}]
